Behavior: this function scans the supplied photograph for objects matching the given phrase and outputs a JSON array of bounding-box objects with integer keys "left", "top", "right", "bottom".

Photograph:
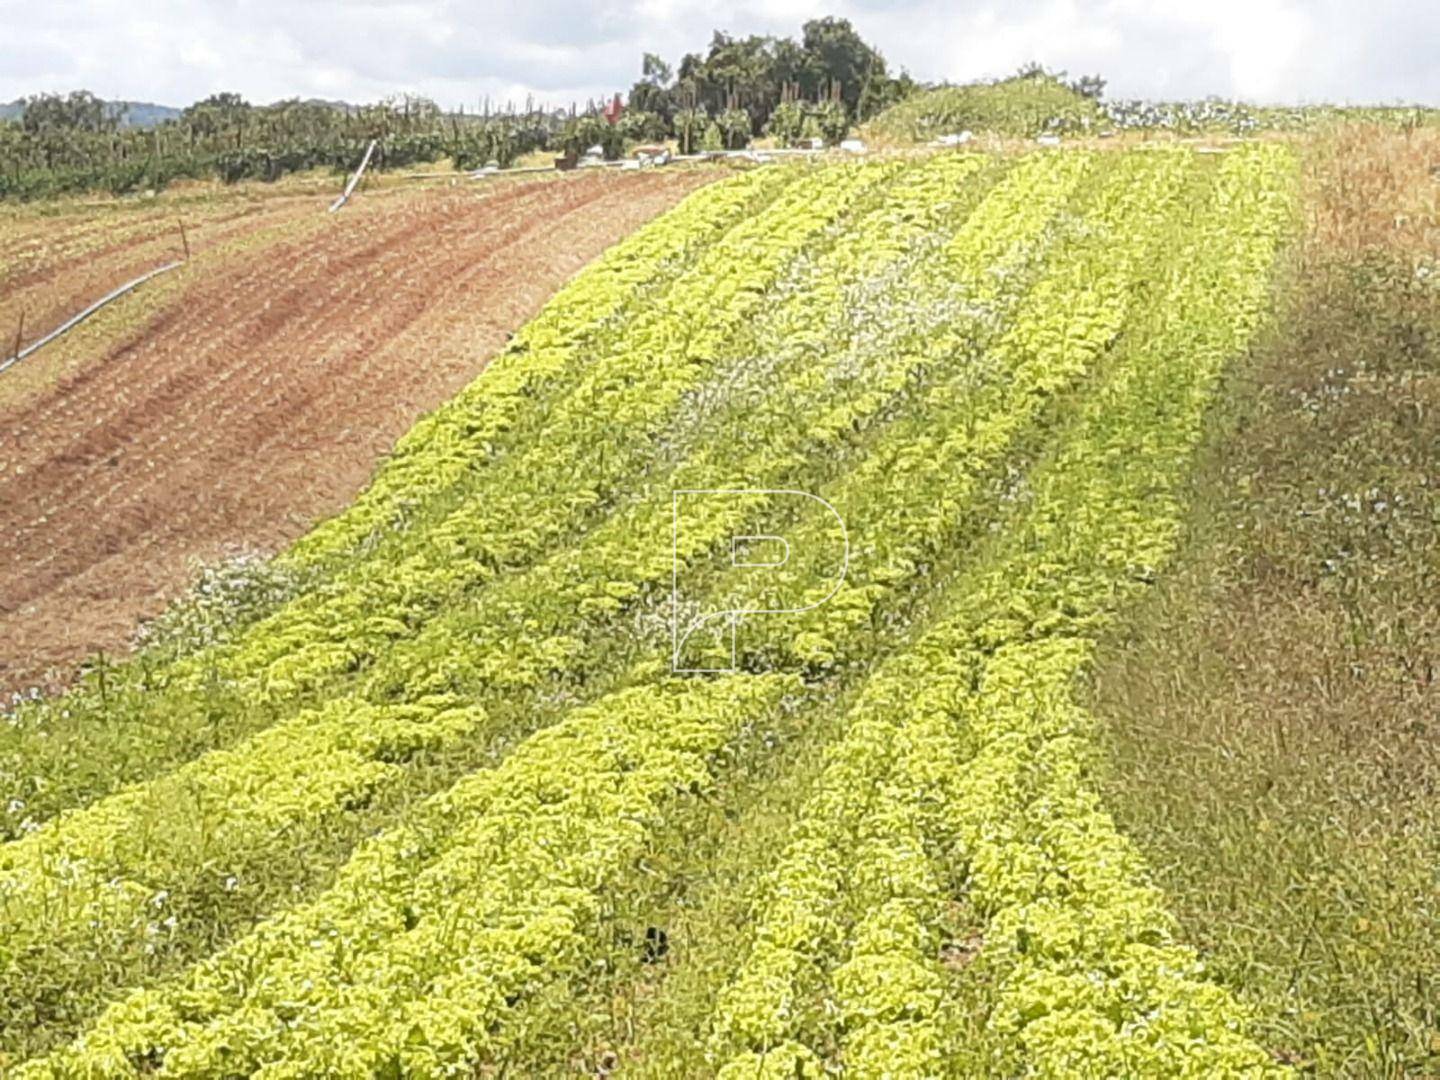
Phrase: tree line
[
  {"left": 0, "top": 17, "right": 912, "bottom": 200},
  {"left": 624, "top": 17, "right": 913, "bottom": 152},
  {"left": 0, "top": 89, "right": 567, "bottom": 200}
]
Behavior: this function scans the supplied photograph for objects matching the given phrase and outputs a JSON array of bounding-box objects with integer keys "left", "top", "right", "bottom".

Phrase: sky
[{"left": 0, "top": 0, "right": 1436, "bottom": 111}]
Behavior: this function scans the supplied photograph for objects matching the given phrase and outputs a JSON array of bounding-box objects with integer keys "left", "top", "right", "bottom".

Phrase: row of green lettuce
[
  {"left": 5, "top": 144, "right": 1296, "bottom": 1075},
  {"left": 708, "top": 140, "right": 1208, "bottom": 1072},
  {"left": 1, "top": 162, "right": 798, "bottom": 832},
  {"left": 0, "top": 154, "right": 939, "bottom": 1054}
]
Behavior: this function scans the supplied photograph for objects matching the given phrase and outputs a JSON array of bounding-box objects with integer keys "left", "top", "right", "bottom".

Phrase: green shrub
[
  {"left": 718, "top": 107, "right": 752, "bottom": 150},
  {"left": 765, "top": 101, "right": 807, "bottom": 145}
]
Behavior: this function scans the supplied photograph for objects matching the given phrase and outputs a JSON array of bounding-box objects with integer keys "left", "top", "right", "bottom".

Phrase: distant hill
[
  {"left": 0, "top": 97, "right": 370, "bottom": 128},
  {"left": 117, "top": 101, "right": 183, "bottom": 127},
  {"left": 864, "top": 73, "right": 1100, "bottom": 142},
  {"left": 0, "top": 98, "right": 183, "bottom": 128}
]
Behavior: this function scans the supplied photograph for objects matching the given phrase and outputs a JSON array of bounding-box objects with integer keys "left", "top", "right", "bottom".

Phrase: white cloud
[{"left": 0, "top": 0, "right": 1434, "bottom": 108}]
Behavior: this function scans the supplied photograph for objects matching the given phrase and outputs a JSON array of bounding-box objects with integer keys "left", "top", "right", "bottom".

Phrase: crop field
[
  {"left": 0, "top": 168, "right": 712, "bottom": 695},
  {"left": 0, "top": 142, "right": 1324, "bottom": 1077}
]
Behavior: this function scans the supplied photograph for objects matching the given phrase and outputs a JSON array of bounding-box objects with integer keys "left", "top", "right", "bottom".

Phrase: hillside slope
[{"left": 0, "top": 146, "right": 1297, "bottom": 1075}]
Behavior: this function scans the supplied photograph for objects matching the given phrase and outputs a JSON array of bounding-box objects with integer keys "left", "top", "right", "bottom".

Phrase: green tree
[
  {"left": 182, "top": 93, "right": 252, "bottom": 148},
  {"left": 618, "top": 109, "right": 668, "bottom": 144},
  {"left": 765, "top": 100, "right": 807, "bottom": 145},
  {"left": 1069, "top": 74, "right": 1107, "bottom": 101},
  {"left": 799, "top": 17, "right": 887, "bottom": 118},
  {"left": 642, "top": 52, "right": 673, "bottom": 87},
  {"left": 21, "top": 91, "right": 117, "bottom": 135},
  {"left": 673, "top": 107, "right": 706, "bottom": 154},
  {"left": 718, "top": 107, "right": 752, "bottom": 149},
  {"left": 699, "top": 119, "right": 725, "bottom": 151}
]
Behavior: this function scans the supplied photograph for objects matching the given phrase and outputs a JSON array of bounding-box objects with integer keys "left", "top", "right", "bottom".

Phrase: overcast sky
[{"left": 0, "top": 0, "right": 1435, "bottom": 111}]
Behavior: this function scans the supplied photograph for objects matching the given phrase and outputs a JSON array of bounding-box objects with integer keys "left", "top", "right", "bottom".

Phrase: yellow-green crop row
[
  {"left": 943, "top": 147, "right": 1094, "bottom": 309},
  {"left": 708, "top": 146, "right": 1207, "bottom": 1071},
  {"left": 940, "top": 143, "right": 1297, "bottom": 1079},
  {"left": 3, "top": 144, "right": 1301, "bottom": 1075},
  {"left": 347, "top": 148, "right": 1109, "bottom": 697},
  {"left": 357, "top": 152, "right": 1018, "bottom": 696},
  {"left": 0, "top": 695, "right": 482, "bottom": 1046},
  {"left": 828, "top": 714, "right": 964, "bottom": 1079},
  {"left": 711, "top": 654, "right": 970, "bottom": 1076},
  {"left": 0, "top": 152, "right": 1115, "bottom": 1058},
  {"left": 460, "top": 147, "right": 1101, "bottom": 683},
  {"left": 193, "top": 163, "right": 892, "bottom": 702},
  {"left": 0, "top": 156, "right": 979, "bottom": 1036},
  {"left": 952, "top": 642, "right": 1279, "bottom": 1079},
  {"left": 16, "top": 675, "right": 798, "bottom": 1079}
]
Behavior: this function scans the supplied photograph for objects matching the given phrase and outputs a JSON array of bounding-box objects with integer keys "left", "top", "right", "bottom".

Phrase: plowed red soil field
[{"left": 0, "top": 168, "right": 716, "bottom": 694}]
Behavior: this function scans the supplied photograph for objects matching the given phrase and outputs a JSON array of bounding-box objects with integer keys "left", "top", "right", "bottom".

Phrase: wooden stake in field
[
  {"left": 11, "top": 310, "right": 23, "bottom": 364},
  {"left": 177, "top": 218, "right": 190, "bottom": 261}
]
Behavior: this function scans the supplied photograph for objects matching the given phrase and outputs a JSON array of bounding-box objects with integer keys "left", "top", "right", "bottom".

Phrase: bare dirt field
[{"left": 0, "top": 168, "right": 715, "bottom": 693}]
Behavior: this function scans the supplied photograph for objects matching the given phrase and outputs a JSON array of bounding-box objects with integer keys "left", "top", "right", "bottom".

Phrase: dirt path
[{"left": 0, "top": 168, "right": 715, "bottom": 693}]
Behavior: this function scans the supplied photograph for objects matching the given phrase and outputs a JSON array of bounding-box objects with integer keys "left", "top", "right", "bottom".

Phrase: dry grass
[
  {"left": 1089, "top": 125, "right": 1440, "bottom": 1076},
  {"left": 1309, "top": 126, "right": 1440, "bottom": 256}
]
